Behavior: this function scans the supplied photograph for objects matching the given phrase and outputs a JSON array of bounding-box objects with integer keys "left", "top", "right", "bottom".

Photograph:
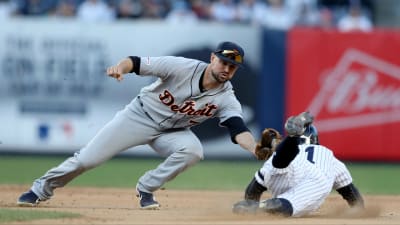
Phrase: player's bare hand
[{"left": 106, "top": 66, "right": 125, "bottom": 81}]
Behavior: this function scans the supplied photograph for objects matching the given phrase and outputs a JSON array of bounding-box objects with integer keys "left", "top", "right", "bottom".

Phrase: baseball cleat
[
  {"left": 284, "top": 111, "right": 314, "bottom": 136},
  {"left": 17, "top": 190, "right": 41, "bottom": 207},
  {"left": 297, "top": 111, "right": 314, "bottom": 126},
  {"left": 136, "top": 189, "right": 160, "bottom": 210},
  {"left": 284, "top": 116, "right": 306, "bottom": 136}
]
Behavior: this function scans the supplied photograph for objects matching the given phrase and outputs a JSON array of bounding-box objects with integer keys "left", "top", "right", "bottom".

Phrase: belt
[
  {"left": 137, "top": 96, "right": 156, "bottom": 122},
  {"left": 137, "top": 96, "right": 184, "bottom": 131}
]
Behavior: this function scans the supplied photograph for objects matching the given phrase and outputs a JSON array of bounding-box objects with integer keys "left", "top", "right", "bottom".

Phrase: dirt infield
[{"left": 1, "top": 185, "right": 400, "bottom": 225}]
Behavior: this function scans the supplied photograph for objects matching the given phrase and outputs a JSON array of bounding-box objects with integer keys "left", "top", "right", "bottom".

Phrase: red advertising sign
[{"left": 286, "top": 28, "right": 400, "bottom": 161}]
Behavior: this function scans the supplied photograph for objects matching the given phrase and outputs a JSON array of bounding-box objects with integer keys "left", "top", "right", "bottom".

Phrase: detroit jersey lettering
[{"left": 159, "top": 90, "right": 217, "bottom": 117}]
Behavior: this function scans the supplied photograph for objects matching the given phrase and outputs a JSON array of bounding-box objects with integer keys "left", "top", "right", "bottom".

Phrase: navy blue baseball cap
[{"left": 214, "top": 41, "right": 244, "bottom": 67}]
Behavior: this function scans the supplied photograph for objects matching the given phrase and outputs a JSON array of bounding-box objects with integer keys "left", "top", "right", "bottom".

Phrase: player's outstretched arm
[
  {"left": 232, "top": 177, "right": 267, "bottom": 214},
  {"left": 235, "top": 131, "right": 257, "bottom": 156},
  {"left": 336, "top": 183, "right": 365, "bottom": 208},
  {"left": 106, "top": 57, "right": 134, "bottom": 81},
  {"left": 244, "top": 177, "right": 267, "bottom": 201}
]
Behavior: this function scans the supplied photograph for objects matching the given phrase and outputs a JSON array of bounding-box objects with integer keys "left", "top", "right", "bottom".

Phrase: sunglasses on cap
[{"left": 215, "top": 49, "right": 243, "bottom": 64}]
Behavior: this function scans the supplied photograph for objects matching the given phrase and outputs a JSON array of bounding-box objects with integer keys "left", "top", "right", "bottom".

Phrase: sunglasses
[{"left": 216, "top": 49, "right": 243, "bottom": 64}]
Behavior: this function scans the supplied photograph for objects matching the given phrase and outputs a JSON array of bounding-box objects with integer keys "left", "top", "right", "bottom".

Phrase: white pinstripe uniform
[{"left": 255, "top": 143, "right": 353, "bottom": 217}]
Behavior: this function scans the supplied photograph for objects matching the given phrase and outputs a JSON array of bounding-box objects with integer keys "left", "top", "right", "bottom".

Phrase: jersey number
[{"left": 305, "top": 147, "right": 315, "bottom": 164}]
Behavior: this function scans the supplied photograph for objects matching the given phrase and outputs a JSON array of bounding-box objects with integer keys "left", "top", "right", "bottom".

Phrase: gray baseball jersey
[
  {"left": 255, "top": 144, "right": 353, "bottom": 217},
  {"left": 130, "top": 56, "right": 244, "bottom": 128},
  {"left": 30, "top": 56, "right": 246, "bottom": 201}
]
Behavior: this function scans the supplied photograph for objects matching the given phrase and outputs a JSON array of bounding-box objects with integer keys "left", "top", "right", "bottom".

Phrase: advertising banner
[{"left": 286, "top": 28, "right": 400, "bottom": 161}]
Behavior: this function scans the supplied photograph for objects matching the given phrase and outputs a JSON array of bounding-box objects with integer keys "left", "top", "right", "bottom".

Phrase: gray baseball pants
[{"left": 31, "top": 98, "right": 204, "bottom": 200}]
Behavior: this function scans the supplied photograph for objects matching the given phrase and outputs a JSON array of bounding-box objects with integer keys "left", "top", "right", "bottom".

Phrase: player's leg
[
  {"left": 233, "top": 197, "right": 293, "bottom": 216},
  {"left": 259, "top": 198, "right": 293, "bottom": 216},
  {"left": 136, "top": 129, "right": 203, "bottom": 208},
  {"left": 138, "top": 129, "right": 204, "bottom": 192},
  {"left": 277, "top": 174, "right": 332, "bottom": 217},
  {"left": 18, "top": 106, "right": 158, "bottom": 206}
]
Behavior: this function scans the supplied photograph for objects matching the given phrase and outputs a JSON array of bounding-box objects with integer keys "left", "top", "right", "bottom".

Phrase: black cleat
[
  {"left": 17, "top": 190, "right": 41, "bottom": 207},
  {"left": 136, "top": 188, "right": 160, "bottom": 210}
]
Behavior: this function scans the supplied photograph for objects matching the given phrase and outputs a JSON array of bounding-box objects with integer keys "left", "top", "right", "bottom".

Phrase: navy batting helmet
[{"left": 300, "top": 125, "right": 319, "bottom": 145}]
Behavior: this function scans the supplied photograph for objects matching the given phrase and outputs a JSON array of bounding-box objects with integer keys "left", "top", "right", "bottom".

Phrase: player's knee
[
  {"left": 184, "top": 144, "right": 204, "bottom": 161},
  {"left": 186, "top": 150, "right": 203, "bottom": 165},
  {"left": 259, "top": 198, "right": 293, "bottom": 217},
  {"left": 179, "top": 149, "right": 203, "bottom": 169},
  {"left": 75, "top": 151, "right": 101, "bottom": 169},
  {"left": 164, "top": 144, "right": 203, "bottom": 168}
]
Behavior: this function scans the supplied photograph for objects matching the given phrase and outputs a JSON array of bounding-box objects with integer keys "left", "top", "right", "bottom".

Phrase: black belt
[
  {"left": 137, "top": 96, "right": 155, "bottom": 122},
  {"left": 137, "top": 96, "right": 184, "bottom": 131}
]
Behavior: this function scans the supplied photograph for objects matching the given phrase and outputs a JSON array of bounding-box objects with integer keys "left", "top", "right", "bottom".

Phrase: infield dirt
[{"left": 1, "top": 185, "right": 399, "bottom": 225}]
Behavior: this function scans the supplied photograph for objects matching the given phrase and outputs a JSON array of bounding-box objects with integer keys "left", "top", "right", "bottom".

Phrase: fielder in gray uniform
[
  {"left": 17, "top": 41, "right": 259, "bottom": 210},
  {"left": 232, "top": 112, "right": 365, "bottom": 217}
]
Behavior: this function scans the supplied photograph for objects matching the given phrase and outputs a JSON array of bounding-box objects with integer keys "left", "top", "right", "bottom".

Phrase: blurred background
[{"left": 0, "top": 0, "right": 399, "bottom": 162}]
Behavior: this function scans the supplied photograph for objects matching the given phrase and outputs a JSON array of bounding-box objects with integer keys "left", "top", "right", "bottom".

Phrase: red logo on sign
[{"left": 308, "top": 49, "right": 400, "bottom": 131}]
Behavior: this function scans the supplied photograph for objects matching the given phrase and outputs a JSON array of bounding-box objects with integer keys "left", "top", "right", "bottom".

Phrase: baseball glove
[{"left": 254, "top": 128, "right": 282, "bottom": 160}]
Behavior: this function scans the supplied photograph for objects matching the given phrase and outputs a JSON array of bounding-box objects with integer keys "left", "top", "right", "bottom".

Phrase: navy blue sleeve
[
  {"left": 128, "top": 56, "right": 141, "bottom": 74},
  {"left": 272, "top": 136, "right": 300, "bottom": 168},
  {"left": 220, "top": 116, "right": 250, "bottom": 144}
]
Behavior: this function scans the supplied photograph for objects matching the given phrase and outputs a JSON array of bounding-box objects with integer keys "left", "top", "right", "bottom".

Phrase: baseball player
[
  {"left": 17, "top": 41, "right": 260, "bottom": 210},
  {"left": 232, "top": 112, "right": 365, "bottom": 217}
]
